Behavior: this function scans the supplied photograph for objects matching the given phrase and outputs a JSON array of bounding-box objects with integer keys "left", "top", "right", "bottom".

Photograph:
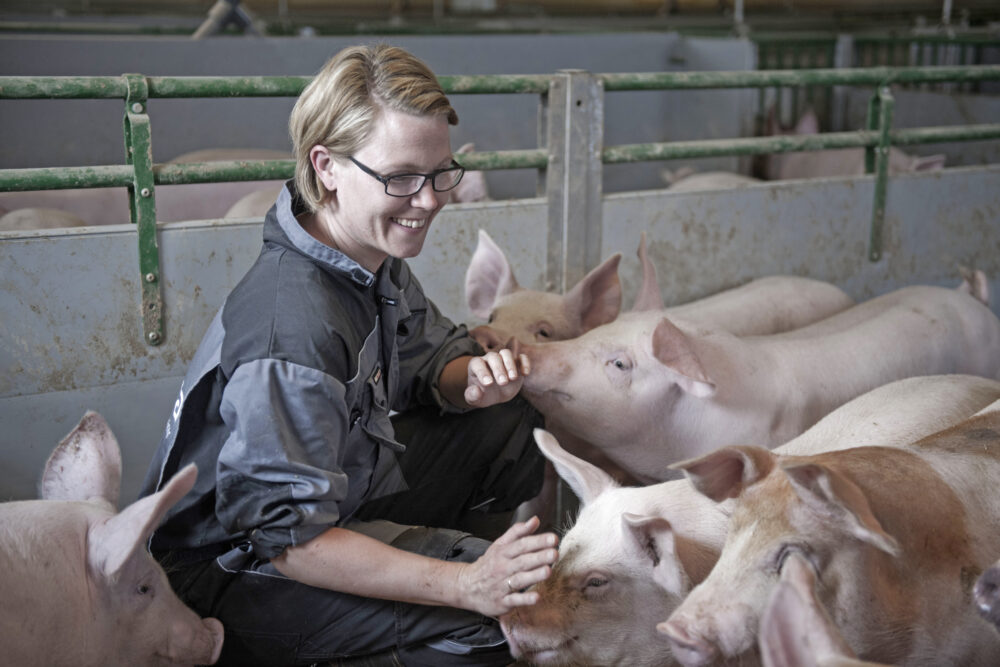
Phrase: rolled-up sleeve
[{"left": 216, "top": 358, "right": 350, "bottom": 560}]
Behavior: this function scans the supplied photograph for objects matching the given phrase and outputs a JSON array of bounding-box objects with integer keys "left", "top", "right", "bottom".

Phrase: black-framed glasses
[{"left": 349, "top": 156, "right": 465, "bottom": 197}]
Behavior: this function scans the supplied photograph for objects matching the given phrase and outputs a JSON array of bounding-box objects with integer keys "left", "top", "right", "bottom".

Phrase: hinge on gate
[{"left": 123, "top": 73, "right": 164, "bottom": 346}]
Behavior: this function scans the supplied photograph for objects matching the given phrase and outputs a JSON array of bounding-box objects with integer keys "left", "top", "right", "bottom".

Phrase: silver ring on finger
[{"left": 506, "top": 578, "right": 515, "bottom": 593}]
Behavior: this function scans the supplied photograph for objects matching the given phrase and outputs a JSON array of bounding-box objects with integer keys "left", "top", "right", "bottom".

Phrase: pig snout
[
  {"left": 500, "top": 607, "right": 573, "bottom": 665},
  {"left": 658, "top": 619, "right": 720, "bottom": 667},
  {"left": 974, "top": 565, "right": 1000, "bottom": 631},
  {"left": 160, "top": 616, "right": 225, "bottom": 665}
]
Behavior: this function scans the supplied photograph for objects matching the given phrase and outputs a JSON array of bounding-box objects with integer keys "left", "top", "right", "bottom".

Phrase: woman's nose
[{"left": 410, "top": 180, "right": 442, "bottom": 209}]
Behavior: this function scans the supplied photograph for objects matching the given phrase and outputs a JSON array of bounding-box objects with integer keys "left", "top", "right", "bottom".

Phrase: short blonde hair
[{"left": 289, "top": 43, "right": 459, "bottom": 211}]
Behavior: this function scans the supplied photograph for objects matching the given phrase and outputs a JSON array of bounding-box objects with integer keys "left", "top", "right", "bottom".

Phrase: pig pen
[{"left": 1, "top": 32, "right": 999, "bottom": 505}]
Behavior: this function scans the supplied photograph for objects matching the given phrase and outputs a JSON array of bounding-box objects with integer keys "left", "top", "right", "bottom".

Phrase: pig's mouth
[{"left": 521, "top": 386, "right": 572, "bottom": 403}]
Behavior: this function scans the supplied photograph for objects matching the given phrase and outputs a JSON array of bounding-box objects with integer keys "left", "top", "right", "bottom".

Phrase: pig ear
[
  {"left": 760, "top": 552, "right": 858, "bottom": 665},
  {"left": 781, "top": 462, "right": 900, "bottom": 557},
  {"left": 41, "top": 411, "right": 122, "bottom": 506},
  {"left": 465, "top": 230, "right": 519, "bottom": 319},
  {"left": 631, "top": 231, "right": 665, "bottom": 312},
  {"left": 795, "top": 108, "right": 820, "bottom": 135},
  {"left": 957, "top": 266, "right": 990, "bottom": 307},
  {"left": 88, "top": 464, "right": 198, "bottom": 579},
  {"left": 911, "top": 154, "right": 945, "bottom": 172},
  {"left": 651, "top": 318, "right": 715, "bottom": 397},
  {"left": 671, "top": 446, "right": 775, "bottom": 502},
  {"left": 565, "top": 253, "right": 623, "bottom": 331},
  {"left": 622, "top": 513, "right": 691, "bottom": 596},
  {"left": 533, "top": 428, "right": 616, "bottom": 504}
]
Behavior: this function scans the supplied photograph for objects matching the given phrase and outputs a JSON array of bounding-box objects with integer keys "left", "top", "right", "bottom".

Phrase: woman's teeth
[{"left": 393, "top": 217, "right": 426, "bottom": 229}]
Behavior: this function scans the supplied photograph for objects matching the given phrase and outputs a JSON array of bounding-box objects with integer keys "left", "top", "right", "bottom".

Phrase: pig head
[
  {"left": 0, "top": 411, "right": 224, "bottom": 666},
  {"left": 661, "top": 421, "right": 1000, "bottom": 667},
  {"left": 465, "top": 228, "right": 622, "bottom": 351},
  {"left": 500, "top": 429, "right": 724, "bottom": 666}
]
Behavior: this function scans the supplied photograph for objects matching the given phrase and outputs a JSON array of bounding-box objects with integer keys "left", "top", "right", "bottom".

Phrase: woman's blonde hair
[{"left": 289, "top": 43, "right": 459, "bottom": 211}]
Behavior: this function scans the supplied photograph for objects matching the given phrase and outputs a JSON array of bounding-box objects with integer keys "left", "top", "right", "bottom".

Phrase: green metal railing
[{"left": 3, "top": 64, "right": 1000, "bottom": 345}]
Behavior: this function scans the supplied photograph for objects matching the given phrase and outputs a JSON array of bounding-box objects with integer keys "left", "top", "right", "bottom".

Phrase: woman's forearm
[{"left": 271, "top": 525, "right": 466, "bottom": 608}]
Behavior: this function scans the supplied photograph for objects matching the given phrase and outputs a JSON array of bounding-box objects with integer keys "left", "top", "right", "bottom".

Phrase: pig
[
  {"left": 499, "top": 373, "right": 1000, "bottom": 666},
  {"left": 0, "top": 411, "right": 224, "bottom": 666},
  {"left": 974, "top": 558, "right": 1000, "bottom": 633},
  {"left": 466, "top": 229, "right": 854, "bottom": 352},
  {"left": 0, "top": 148, "right": 292, "bottom": 227},
  {"left": 661, "top": 403, "right": 1000, "bottom": 666},
  {"left": 759, "top": 552, "right": 892, "bottom": 667},
  {"left": 662, "top": 168, "right": 763, "bottom": 192},
  {"left": 451, "top": 142, "right": 491, "bottom": 203},
  {"left": 224, "top": 184, "right": 283, "bottom": 219},
  {"left": 763, "top": 109, "right": 945, "bottom": 181},
  {"left": 520, "top": 279, "right": 1000, "bottom": 484},
  {"left": 0, "top": 207, "right": 89, "bottom": 231}
]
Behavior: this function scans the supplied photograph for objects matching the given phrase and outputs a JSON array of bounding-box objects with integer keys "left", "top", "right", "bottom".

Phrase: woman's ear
[{"left": 310, "top": 145, "right": 338, "bottom": 192}]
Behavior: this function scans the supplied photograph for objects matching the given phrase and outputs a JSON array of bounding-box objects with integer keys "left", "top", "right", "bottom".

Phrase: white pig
[
  {"left": 450, "top": 142, "right": 491, "bottom": 203},
  {"left": 764, "top": 109, "right": 945, "bottom": 181},
  {"left": 0, "top": 207, "right": 89, "bottom": 231},
  {"left": 759, "top": 552, "right": 892, "bottom": 667},
  {"left": 520, "top": 281, "right": 1000, "bottom": 484},
  {"left": 663, "top": 168, "right": 763, "bottom": 192},
  {"left": 499, "top": 374, "right": 1000, "bottom": 666},
  {"left": 0, "top": 411, "right": 225, "bottom": 666},
  {"left": 661, "top": 404, "right": 1000, "bottom": 666}
]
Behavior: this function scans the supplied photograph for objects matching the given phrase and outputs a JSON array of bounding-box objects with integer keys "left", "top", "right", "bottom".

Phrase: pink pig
[{"left": 0, "top": 411, "right": 224, "bottom": 666}]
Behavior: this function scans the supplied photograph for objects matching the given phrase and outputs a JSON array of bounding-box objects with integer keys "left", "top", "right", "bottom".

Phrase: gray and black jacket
[{"left": 141, "top": 182, "right": 479, "bottom": 563}]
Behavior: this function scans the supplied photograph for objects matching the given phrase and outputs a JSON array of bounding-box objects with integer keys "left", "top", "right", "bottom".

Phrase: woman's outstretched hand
[
  {"left": 456, "top": 516, "right": 558, "bottom": 618},
  {"left": 465, "top": 348, "right": 530, "bottom": 408}
]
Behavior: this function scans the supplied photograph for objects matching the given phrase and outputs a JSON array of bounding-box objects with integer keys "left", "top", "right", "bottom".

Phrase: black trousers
[{"left": 164, "top": 396, "right": 545, "bottom": 667}]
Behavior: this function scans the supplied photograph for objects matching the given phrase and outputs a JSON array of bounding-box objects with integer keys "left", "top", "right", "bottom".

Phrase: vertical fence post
[
  {"left": 123, "top": 73, "right": 164, "bottom": 346},
  {"left": 866, "top": 85, "right": 894, "bottom": 263},
  {"left": 538, "top": 70, "right": 604, "bottom": 524},
  {"left": 541, "top": 69, "right": 604, "bottom": 294}
]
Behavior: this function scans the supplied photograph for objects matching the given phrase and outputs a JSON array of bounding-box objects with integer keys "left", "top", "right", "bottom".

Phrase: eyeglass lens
[{"left": 385, "top": 168, "right": 463, "bottom": 196}]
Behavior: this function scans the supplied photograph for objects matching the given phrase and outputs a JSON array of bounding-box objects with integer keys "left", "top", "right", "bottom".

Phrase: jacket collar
[{"left": 267, "top": 181, "right": 377, "bottom": 289}]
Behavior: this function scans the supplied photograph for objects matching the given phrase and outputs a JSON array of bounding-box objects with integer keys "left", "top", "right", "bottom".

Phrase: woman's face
[{"left": 314, "top": 107, "right": 454, "bottom": 272}]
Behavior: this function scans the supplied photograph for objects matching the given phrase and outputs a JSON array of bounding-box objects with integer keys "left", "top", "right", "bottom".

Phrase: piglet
[{"left": 0, "top": 411, "right": 224, "bottom": 666}]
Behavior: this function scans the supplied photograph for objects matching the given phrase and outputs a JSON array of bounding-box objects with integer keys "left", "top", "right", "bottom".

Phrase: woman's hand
[
  {"left": 464, "top": 348, "right": 530, "bottom": 408},
  {"left": 456, "top": 516, "right": 558, "bottom": 618}
]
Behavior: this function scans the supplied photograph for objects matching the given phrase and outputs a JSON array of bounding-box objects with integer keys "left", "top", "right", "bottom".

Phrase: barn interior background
[{"left": 1, "top": 0, "right": 998, "bottom": 502}]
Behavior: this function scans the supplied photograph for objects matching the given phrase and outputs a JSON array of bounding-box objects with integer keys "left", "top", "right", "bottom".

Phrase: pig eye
[
  {"left": 585, "top": 576, "right": 608, "bottom": 589},
  {"left": 136, "top": 582, "right": 152, "bottom": 596},
  {"left": 610, "top": 358, "right": 631, "bottom": 371},
  {"left": 774, "top": 543, "right": 808, "bottom": 574},
  {"left": 535, "top": 324, "right": 553, "bottom": 340}
]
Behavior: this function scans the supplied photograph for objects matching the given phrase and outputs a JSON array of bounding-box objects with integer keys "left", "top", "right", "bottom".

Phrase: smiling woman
[{"left": 139, "top": 42, "right": 558, "bottom": 667}]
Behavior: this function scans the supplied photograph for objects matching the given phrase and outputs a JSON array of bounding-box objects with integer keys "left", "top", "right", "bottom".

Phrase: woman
[{"left": 141, "top": 43, "right": 557, "bottom": 666}]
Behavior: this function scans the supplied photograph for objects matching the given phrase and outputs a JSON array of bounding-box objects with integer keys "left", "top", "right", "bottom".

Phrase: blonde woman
[{"left": 142, "top": 44, "right": 556, "bottom": 666}]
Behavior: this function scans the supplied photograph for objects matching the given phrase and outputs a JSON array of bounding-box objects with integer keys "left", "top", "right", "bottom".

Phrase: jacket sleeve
[
  {"left": 392, "top": 261, "right": 482, "bottom": 412},
  {"left": 215, "top": 357, "right": 351, "bottom": 560}
]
